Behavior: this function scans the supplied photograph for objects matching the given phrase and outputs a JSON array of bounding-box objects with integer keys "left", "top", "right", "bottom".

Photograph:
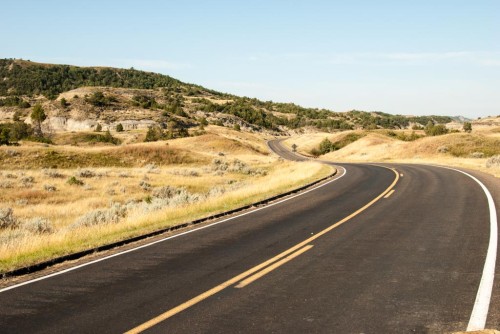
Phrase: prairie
[
  {"left": 0, "top": 127, "right": 333, "bottom": 273},
  {"left": 283, "top": 125, "right": 500, "bottom": 177}
]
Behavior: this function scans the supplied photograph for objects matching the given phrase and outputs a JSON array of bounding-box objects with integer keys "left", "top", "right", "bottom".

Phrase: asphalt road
[{"left": 0, "top": 141, "right": 498, "bottom": 333}]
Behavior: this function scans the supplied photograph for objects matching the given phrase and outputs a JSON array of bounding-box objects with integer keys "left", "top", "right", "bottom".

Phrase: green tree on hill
[
  {"left": 31, "top": 103, "right": 47, "bottom": 137},
  {"left": 60, "top": 97, "right": 69, "bottom": 107}
]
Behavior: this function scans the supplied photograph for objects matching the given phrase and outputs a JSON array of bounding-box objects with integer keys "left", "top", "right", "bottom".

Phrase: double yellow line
[{"left": 126, "top": 167, "right": 399, "bottom": 334}]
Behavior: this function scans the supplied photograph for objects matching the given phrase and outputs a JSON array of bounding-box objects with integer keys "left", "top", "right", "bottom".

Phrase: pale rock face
[
  {"left": 42, "top": 117, "right": 158, "bottom": 132},
  {"left": 46, "top": 117, "right": 98, "bottom": 131}
]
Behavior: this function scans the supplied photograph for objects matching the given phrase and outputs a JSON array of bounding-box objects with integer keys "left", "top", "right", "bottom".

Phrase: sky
[{"left": 1, "top": 0, "right": 499, "bottom": 118}]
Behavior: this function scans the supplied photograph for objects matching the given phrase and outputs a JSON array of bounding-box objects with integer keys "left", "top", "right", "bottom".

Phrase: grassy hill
[
  {"left": 1, "top": 58, "right": 454, "bottom": 138},
  {"left": 282, "top": 126, "right": 500, "bottom": 177}
]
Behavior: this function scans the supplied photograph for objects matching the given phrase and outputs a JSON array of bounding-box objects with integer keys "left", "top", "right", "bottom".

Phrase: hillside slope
[{"left": 1, "top": 59, "right": 455, "bottom": 136}]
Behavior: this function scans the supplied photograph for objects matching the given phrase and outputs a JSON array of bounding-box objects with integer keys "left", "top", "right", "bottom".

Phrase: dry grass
[
  {"left": 0, "top": 160, "right": 332, "bottom": 273},
  {"left": 0, "top": 127, "right": 333, "bottom": 273},
  {"left": 284, "top": 128, "right": 500, "bottom": 177}
]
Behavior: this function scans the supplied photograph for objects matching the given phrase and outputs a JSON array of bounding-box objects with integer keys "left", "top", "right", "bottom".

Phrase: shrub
[
  {"left": 470, "top": 152, "right": 485, "bottom": 159},
  {"left": 76, "top": 169, "right": 96, "bottom": 178},
  {"left": 0, "top": 181, "right": 14, "bottom": 188},
  {"left": 486, "top": 155, "right": 500, "bottom": 168},
  {"left": 437, "top": 146, "right": 449, "bottom": 153},
  {"left": 212, "top": 158, "right": 229, "bottom": 172},
  {"left": 208, "top": 186, "right": 226, "bottom": 197},
  {"left": 312, "top": 134, "right": 364, "bottom": 156},
  {"left": 169, "top": 169, "right": 200, "bottom": 177},
  {"left": 43, "top": 184, "right": 57, "bottom": 192},
  {"left": 387, "top": 131, "right": 422, "bottom": 141},
  {"left": 144, "top": 126, "right": 163, "bottom": 142},
  {"left": 20, "top": 176, "right": 35, "bottom": 188},
  {"left": 95, "top": 123, "right": 102, "bottom": 132},
  {"left": 0, "top": 208, "right": 18, "bottom": 229},
  {"left": 152, "top": 186, "right": 180, "bottom": 199},
  {"left": 116, "top": 123, "right": 124, "bottom": 132},
  {"left": 86, "top": 91, "right": 110, "bottom": 107},
  {"left": 145, "top": 163, "right": 160, "bottom": 174},
  {"left": 42, "top": 168, "right": 64, "bottom": 178},
  {"left": 72, "top": 203, "right": 127, "bottom": 228},
  {"left": 230, "top": 159, "right": 248, "bottom": 171},
  {"left": 139, "top": 180, "right": 152, "bottom": 191},
  {"left": 79, "top": 131, "right": 120, "bottom": 145},
  {"left": 67, "top": 176, "right": 84, "bottom": 186},
  {"left": 425, "top": 122, "right": 449, "bottom": 136},
  {"left": 60, "top": 98, "right": 69, "bottom": 107},
  {"left": 23, "top": 217, "right": 53, "bottom": 234}
]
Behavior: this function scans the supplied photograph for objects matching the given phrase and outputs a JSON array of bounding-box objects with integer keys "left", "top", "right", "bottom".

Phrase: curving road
[{"left": 0, "top": 140, "right": 498, "bottom": 333}]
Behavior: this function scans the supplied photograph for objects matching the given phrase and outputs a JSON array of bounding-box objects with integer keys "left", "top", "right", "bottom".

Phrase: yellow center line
[
  {"left": 235, "top": 245, "right": 314, "bottom": 289},
  {"left": 125, "top": 167, "right": 400, "bottom": 334},
  {"left": 384, "top": 189, "right": 395, "bottom": 198}
]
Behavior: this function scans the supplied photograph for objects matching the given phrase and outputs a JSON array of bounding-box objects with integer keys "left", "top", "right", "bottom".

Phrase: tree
[
  {"left": 13, "top": 111, "right": 21, "bottom": 122},
  {"left": 145, "top": 126, "right": 162, "bottom": 142},
  {"left": 319, "top": 138, "right": 335, "bottom": 154},
  {"left": 199, "top": 117, "right": 208, "bottom": 130},
  {"left": 463, "top": 122, "right": 472, "bottom": 133},
  {"left": 116, "top": 123, "right": 124, "bottom": 132},
  {"left": 87, "top": 91, "right": 107, "bottom": 107},
  {"left": 31, "top": 104, "right": 46, "bottom": 137},
  {"left": 291, "top": 143, "right": 298, "bottom": 152},
  {"left": 95, "top": 123, "right": 102, "bottom": 132},
  {"left": 0, "top": 128, "right": 10, "bottom": 145},
  {"left": 60, "top": 97, "right": 69, "bottom": 107}
]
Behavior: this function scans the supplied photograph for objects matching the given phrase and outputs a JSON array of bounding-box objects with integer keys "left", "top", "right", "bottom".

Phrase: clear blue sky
[{"left": 1, "top": 0, "right": 499, "bottom": 118}]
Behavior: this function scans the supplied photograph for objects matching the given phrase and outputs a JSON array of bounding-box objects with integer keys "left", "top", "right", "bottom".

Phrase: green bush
[
  {"left": 80, "top": 131, "right": 120, "bottom": 145},
  {"left": 312, "top": 133, "right": 364, "bottom": 156},
  {"left": 424, "top": 122, "right": 449, "bottom": 136},
  {"left": 67, "top": 176, "right": 84, "bottom": 186}
]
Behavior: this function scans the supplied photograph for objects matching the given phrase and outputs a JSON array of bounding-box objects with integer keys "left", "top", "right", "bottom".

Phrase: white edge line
[
  {"left": 429, "top": 165, "right": 497, "bottom": 331},
  {"left": 0, "top": 166, "right": 347, "bottom": 293}
]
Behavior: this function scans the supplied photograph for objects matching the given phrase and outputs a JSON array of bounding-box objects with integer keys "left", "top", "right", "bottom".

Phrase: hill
[
  {"left": 282, "top": 125, "right": 500, "bottom": 177},
  {"left": 0, "top": 58, "right": 455, "bottom": 139}
]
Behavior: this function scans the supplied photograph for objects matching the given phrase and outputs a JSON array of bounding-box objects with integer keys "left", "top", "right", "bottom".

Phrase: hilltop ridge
[{"left": 1, "top": 58, "right": 457, "bottom": 136}]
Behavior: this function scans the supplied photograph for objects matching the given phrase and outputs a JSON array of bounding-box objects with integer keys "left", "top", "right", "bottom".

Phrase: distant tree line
[
  {"left": 0, "top": 96, "right": 31, "bottom": 108},
  {"left": 0, "top": 59, "right": 184, "bottom": 99}
]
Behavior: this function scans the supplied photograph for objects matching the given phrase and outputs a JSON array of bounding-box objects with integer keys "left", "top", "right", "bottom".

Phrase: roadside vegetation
[
  {"left": 0, "top": 128, "right": 333, "bottom": 273},
  {"left": 284, "top": 125, "right": 500, "bottom": 177}
]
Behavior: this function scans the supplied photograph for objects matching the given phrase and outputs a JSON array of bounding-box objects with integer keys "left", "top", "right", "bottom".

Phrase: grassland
[
  {"left": 0, "top": 126, "right": 333, "bottom": 273},
  {"left": 283, "top": 124, "right": 500, "bottom": 177}
]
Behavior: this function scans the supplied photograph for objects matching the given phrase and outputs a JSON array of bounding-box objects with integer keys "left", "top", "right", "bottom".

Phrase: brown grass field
[
  {"left": 0, "top": 126, "right": 333, "bottom": 273},
  {"left": 283, "top": 125, "right": 500, "bottom": 177}
]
